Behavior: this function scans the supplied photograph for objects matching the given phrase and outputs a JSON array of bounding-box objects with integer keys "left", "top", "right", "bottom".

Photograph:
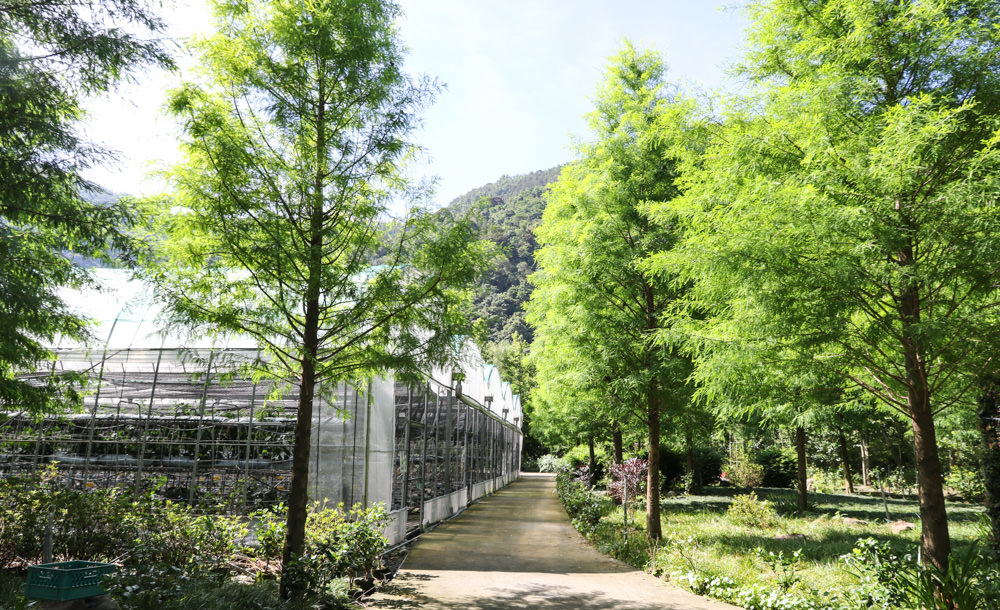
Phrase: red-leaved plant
[{"left": 608, "top": 457, "right": 647, "bottom": 525}]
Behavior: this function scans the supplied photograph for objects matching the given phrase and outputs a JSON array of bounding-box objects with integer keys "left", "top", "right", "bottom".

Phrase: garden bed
[{"left": 557, "top": 475, "right": 994, "bottom": 609}]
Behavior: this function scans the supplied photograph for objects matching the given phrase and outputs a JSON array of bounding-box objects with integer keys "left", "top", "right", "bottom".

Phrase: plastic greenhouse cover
[
  {"left": 53, "top": 269, "right": 522, "bottom": 423},
  {"left": 55, "top": 268, "right": 256, "bottom": 350}
]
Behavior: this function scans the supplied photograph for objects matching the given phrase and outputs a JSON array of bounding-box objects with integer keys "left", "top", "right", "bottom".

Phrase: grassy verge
[{"left": 558, "top": 475, "right": 994, "bottom": 609}]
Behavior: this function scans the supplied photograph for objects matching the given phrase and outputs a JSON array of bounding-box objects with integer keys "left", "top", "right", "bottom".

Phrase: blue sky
[{"left": 83, "top": 0, "right": 748, "bottom": 207}]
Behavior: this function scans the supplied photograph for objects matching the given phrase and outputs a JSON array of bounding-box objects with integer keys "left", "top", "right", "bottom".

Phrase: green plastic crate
[{"left": 25, "top": 561, "right": 115, "bottom": 601}]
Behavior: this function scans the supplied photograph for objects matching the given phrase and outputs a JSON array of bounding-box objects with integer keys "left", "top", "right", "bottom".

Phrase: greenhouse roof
[{"left": 56, "top": 268, "right": 256, "bottom": 350}]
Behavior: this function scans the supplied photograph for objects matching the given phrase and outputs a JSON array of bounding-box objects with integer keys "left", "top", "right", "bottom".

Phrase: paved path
[{"left": 364, "top": 473, "right": 740, "bottom": 609}]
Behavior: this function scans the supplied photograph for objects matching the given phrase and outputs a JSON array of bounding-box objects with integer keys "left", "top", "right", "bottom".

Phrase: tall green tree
[
  {"left": 150, "top": 0, "right": 486, "bottom": 598},
  {"left": 528, "top": 43, "right": 692, "bottom": 539},
  {"left": 658, "top": 0, "right": 1000, "bottom": 572},
  {"left": 0, "top": 0, "right": 170, "bottom": 412}
]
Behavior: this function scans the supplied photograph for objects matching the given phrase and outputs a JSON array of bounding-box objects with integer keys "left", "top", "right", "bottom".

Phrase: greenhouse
[{"left": 0, "top": 270, "right": 523, "bottom": 545}]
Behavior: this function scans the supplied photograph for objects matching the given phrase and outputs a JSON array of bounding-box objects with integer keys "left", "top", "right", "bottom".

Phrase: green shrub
[
  {"left": 695, "top": 446, "right": 725, "bottom": 487},
  {"left": 808, "top": 468, "right": 844, "bottom": 494},
  {"left": 0, "top": 570, "right": 26, "bottom": 610},
  {"left": 0, "top": 471, "right": 388, "bottom": 603},
  {"left": 555, "top": 471, "right": 607, "bottom": 535},
  {"left": 108, "top": 566, "right": 352, "bottom": 610},
  {"left": 755, "top": 447, "right": 797, "bottom": 489},
  {"left": 658, "top": 447, "right": 686, "bottom": 488},
  {"left": 130, "top": 503, "right": 248, "bottom": 571},
  {"left": 657, "top": 446, "right": 726, "bottom": 491},
  {"left": 727, "top": 492, "right": 777, "bottom": 529},
  {"left": 307, "top": 502, "right": 389, "bottom": 583},
  {"left": 946, "top": 466, "right": 985, "bottom": 502},
  {"left": 843, "top": 537, "right": 1000, "bottom": 610},
  {"left": 725, "top": 453, "right": 765, "bottom": 488},
  {"left": 0, "top": 469, "right": 173, "bottom": 567}
]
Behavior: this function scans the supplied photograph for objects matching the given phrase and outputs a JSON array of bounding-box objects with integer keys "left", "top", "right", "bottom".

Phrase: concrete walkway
[{"left": 364, "top": 473, "right": 739, "bottom": 609}]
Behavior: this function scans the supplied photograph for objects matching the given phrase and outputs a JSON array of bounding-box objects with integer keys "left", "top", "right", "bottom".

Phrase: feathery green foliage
[
  {"left": 654, "top": 0, "right": 1000, "bottom": 572},
  {"left": 528, "top": 42, "right": 695, "bottom": 539},
  {"left": 0, "top": 0, "right": 171, "bottom": 413},
  {"left": 148, "top": 0, "right": 488, "bottom": 598}
]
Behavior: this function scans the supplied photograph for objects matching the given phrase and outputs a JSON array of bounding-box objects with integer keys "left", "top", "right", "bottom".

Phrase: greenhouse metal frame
[{"left": 0, "top": 271, "right": 523, "bottom": 544}]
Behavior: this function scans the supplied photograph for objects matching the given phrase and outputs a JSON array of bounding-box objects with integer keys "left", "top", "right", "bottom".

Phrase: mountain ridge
[{"left": 442, "top": 165, "right": 565, "bottom": 344}]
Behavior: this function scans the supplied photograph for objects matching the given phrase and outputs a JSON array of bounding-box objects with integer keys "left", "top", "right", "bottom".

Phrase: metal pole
[
  {"left": 135, "top": 346, "right": 165, "bottom": 498},
  {"left": 339, "top": 383, "right": 348, "bottom": 505},
  {"left": 350, "top": 384, "right": 362, "bottom": 506},
  {"left": 400, "top": 385, "right": 412, "bottom": 512},
  {"left": 419, "top": 385, "right": 429, "bottom": 526},
  {"left": 243, "top": 371, "right": 259, "bottom": 510},
  {"left": 463, "top": 401, "right": 470, "bottom": 500},
  {"left": 444, "top": 388, "right": 453, "bottom": 494},
  {"left": 189, "top": 351, "right": 215, "bottom": 503},
  {"left": 364, "top": 379, "right": 373, "bottom": 506}
]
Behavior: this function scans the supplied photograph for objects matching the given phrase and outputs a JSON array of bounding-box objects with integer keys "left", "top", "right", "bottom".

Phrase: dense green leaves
[
  {"left": 0, "top": 0, "right": 171, "bottom": 413},
  {"left": 152, "top": 0, "right": 484, "bottom": 389},
  {"left": 651, "top": 0, "right": 1000, "bottom": 571},
  {"left": 528, "top": 43, "right": 694, "bottom": 540}
]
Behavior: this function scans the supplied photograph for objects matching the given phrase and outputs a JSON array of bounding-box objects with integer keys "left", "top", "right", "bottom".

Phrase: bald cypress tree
[{"left": 152, "top": 0, "right": 487, "bottom": 598}]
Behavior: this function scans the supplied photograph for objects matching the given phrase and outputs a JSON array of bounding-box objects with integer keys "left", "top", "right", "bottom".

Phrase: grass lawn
[{"left": 585, "top": 486, "right": 986, "bottom": 608}]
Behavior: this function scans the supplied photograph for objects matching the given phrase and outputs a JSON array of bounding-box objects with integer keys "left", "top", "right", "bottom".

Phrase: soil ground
[{"left": 363, "top": 473, "right": 739, "bottom": 609}]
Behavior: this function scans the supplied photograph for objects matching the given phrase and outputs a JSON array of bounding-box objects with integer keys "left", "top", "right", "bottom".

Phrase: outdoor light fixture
[
  {"left": 484, "top": 394, "right": 493, "bottom": 407},
  {"left": 502, "top": 408, "right": 509, "bottom": 420},
  {"left": 514, "top": 416, "right": 520, "bottom": 427}
]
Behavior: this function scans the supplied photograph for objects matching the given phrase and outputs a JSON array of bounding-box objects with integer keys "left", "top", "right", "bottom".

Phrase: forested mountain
[{"left": 444, "top": 166, "right": 563, "bottom": 343}]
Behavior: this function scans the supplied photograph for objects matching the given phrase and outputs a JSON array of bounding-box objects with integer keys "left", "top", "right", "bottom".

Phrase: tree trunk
[
  {"left": 281, "top": 84, "right": 327, "bottom": 600},
  {"left": 796, "top": 426, "right": 808, "bottom": 511},
  {"left": 643, "top": 283, "right": 662, "bottom": 540},
  {"left": 612, "top": 423, "right": 623, "bottom": 465},
  {"left": 685, "top": 426, "right": 698, "bottom": 493},
  {"left": 588, "top": 435, "right": 597, "bottom": 486},
  {"left": 838, "top": 428, "right": 855, "bottom": 495},
  {"left": 899, "top": 273, "right": 950, "bottom": 572},
  {"left": 911, "top": 391, "right": 950, "bottom": 572},
  {"left": 859, "top": 431, "right": 871, "bottom": 487},
  {"left": 280, "top": 350, "right": 317, "bottom": 600},
  {"left": 978, "top": 374, "right": 1000, "bottom": 554},
  {"left": 646, "top": 375, "right": 662, "bottom": 540}
]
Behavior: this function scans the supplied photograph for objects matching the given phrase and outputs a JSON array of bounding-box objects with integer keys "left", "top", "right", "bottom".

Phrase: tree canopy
[
  {"left": 0, "top": 0, "right": 171, "bottom": 413},
  {"left": 529, "top": 43, "right": 693, "bottom": 539},
  {"left": 653, "top": 0, "right": 1000, "bottom": 571}
]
